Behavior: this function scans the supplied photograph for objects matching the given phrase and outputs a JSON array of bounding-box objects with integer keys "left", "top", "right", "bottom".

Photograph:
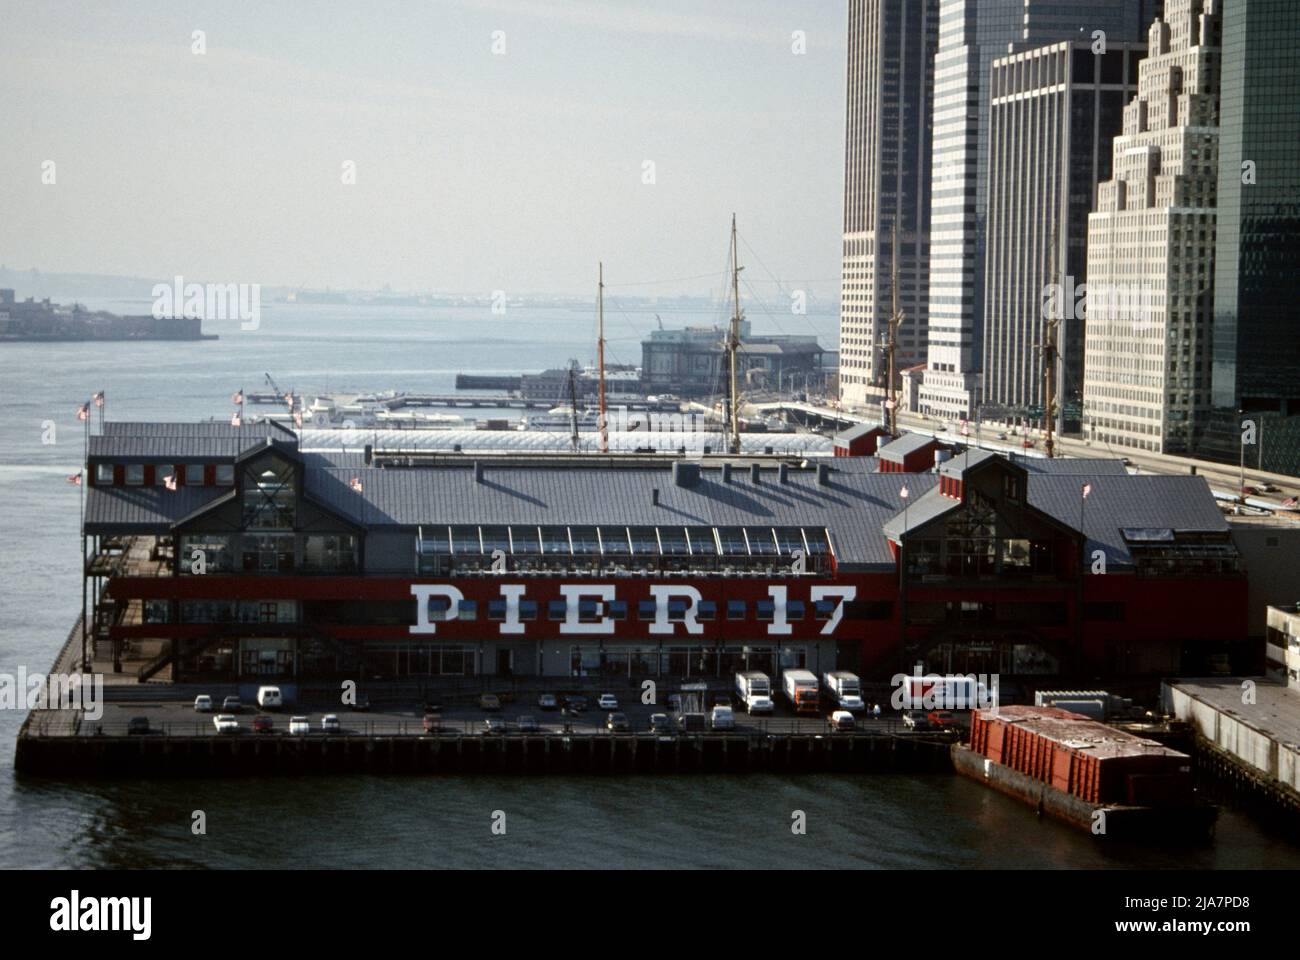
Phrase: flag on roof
[
  {"left": 1082, "top": 483, "right": 1092, "bottom": 499},
  {"left": 231, "top": 411, "right": 242, "bottom": 427},
  {"left": 76, "top": 403, "right": 90, "bottom": 422},
  {"left": 349, "top": 477, "right": 363, "bottom": 493},
  {"left": 232, "top": 391, "right": 244, "bottom": 405},
  {"left": 66, "top": 473, "right": 82, "bottom": 486},
  {"left": 92, "top": 391, "right": 105, "bottom": 408},
  {"left": 292, "top": 410, "right": 303, "bottom": 427},
  {"left": 163, "top": 474, "right": 177, "bottom": 491},
  {"left": 900, "top": 485, "right": 909, "bottom": 499}
]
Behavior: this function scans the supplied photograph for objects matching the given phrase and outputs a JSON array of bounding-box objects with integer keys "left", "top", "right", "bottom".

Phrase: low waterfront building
[
  {"left": 81, "top": 422, "right": 1247, "bottom": 685},
  {"left": 1266, "top": 606, "right": 1300, "bottom": 691},
  {"left": 640, "top": 321, "right": 829, "bottom": 398}
]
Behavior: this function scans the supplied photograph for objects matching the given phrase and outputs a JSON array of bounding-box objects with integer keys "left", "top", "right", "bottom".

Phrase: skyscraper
[
  {"left": 1211, "top": 0, "right": 1300, "bottom": 418},
  {"left": 919, "top": 0, "right": 1163, "bottom": 421},
  {"left": 981, "top": 40, "right": 1145, "bottom": 427},
  {"left": 838, "top": 0, "right": 939, "bottom": 412},
  {"left": 1084, "top": 0, "right": 1222, "bottom": 455}
]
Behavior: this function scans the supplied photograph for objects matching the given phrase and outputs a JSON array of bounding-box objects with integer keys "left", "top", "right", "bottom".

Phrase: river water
[{"left": 1, "top": 301, "right": 1297, "bottom": 869}]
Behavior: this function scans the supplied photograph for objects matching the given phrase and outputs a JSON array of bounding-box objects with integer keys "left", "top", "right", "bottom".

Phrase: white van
[{"left": 256, "top": 686, "right": 283, "bottom": 710}]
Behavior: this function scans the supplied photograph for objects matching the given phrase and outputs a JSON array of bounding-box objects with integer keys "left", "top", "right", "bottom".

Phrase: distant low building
[{"left": 641, "top": 320, "right": 829, "bottom": 397}]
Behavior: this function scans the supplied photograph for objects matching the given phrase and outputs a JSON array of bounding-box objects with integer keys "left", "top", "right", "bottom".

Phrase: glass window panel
[
  {"left": 658, "top": 527, "right": 690, "bottom": 555},
  {"left": 539, "top": 526, "right": 570, "bottom": 555},
  {"left": 509, "top": 526, "right": 541, "bottom": 554},
  {"left": 480, "top": 526, "right": 510, "bottom": 553},
  {"left": 569, "top": 527, "right": 601, "bottom": 554},
  {"left": 628, "top": 527, "right": 659, "bottom": 556},
  {"left": 717, "top": 527, "right": 749, "bottom": 555},
  {"left": 745, "top": 527, "right": 779, "bottom": 555}
]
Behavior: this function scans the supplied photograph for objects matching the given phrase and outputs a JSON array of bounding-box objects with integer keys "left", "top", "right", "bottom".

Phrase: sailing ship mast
[
  {"left": 885, "top": 222, "right": 904, "bottom": 438},
  {"left": 598, "top": 262, "right": 608, "bottom": 454},
  {"left": 1042, "top": 224, "right": 1060, "bottom": 459},
  {"left": 727, "top": 214, "right": 744, "bottom": 456}
]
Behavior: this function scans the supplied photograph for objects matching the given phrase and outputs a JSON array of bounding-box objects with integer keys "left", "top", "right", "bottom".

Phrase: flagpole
[{"left": 81, "top": 405, "right": 89, "bottom": 673}]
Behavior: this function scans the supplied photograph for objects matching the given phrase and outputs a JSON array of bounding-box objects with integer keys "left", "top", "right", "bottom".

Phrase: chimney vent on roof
[
  {"left": 364, "top": 444, "right": 373, "bottom": 466},
  {"left": 750, "top": 463, "right": 761, "bottom": 484},
  {"left": 816, "top": 463, "right": 831, "bottom": 485},
  {"left": 764, "top": 445, "right": 774, "bottom": 455},
  {"left": 778, "top": 463, "right": 789, "bottom": 484},
  {"left": 721, "top": 463, "right": 733, "bottom": 484},
  {"left": 652, "top": 487, "right": 660, "bottom": 506},
  {"left": 673, "top": 461, "right": 700, "bottom": 488},
  {"left": 473, "top": 461, "right": 484, "bottom": 483}
]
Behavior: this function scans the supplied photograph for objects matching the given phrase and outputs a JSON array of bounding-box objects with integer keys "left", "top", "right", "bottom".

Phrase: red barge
[{"left": 952, "top": 705, "right": 1217, "bottom": 839}]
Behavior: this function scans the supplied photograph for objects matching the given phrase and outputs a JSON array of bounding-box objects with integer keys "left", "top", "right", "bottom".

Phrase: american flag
[
  {"left": 900, "top": 485, "right": 910, "bottom": 500},
  {"left": 1082, "top": 483, "right": 1092, "bottom": 499},
  {"left": 66, "top": 473, "right": 82, "bottom": 486},
  {"left": 284, "top": 392, "right": 294, "bottom": 408},
  {"left": 292, "top": 410, "right": 303, "bottom": 427},
  {"left": 349, "top": 477, "right": 363, "bottom": 493},
  {"left": 163, "top": 473, "right": 177, "bottom": 491},
  {"left": 92, "top": 391, "right": 105, "bottom": 408},
  {"left": 76, "top": 403, "right": 90, "bottom": 422},
  {"left": 230, "top": 411, "right": 242, "bottom": 427},
  {"left": 231, "top": 391, "right": 244, "bottom": 405}
]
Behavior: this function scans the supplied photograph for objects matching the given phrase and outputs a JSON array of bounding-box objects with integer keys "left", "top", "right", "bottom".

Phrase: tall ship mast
[
  {"left": 727, "top": 214, "right": 745, "bottom": 455},
  {"left": 598, "top": 262, "right": 608, "bottom": 454}
]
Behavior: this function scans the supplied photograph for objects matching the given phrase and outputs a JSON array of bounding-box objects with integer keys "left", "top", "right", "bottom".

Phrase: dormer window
[
  {"left": 1003, "top": 475, "right": 1021, "bottom": 502},
  {"left": 125, "top": 464, "right": 144, "bottom": 486},
  {"left": 95, "top": 464, "right": 113, "bottom": 485},
  {"left": 215, "top": 464, "right": 235, "bottom": 485}
]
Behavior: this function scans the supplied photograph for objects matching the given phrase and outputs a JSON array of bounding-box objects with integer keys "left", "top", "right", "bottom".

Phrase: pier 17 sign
[{"left": 409, "top": 584, "right": 857, "bottom": 637}]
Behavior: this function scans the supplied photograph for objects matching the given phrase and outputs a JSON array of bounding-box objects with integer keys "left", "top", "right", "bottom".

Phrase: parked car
[
  {"left": 422, "top": 713, "right": 440, "bottom": 733},
  {"left": 256, "top": 686, "right": 283, "bottom": 711},
  {"left": 252, "top": 715, "right": 275, "bottom": 734},
  {"left": 597, "top": 693, "right": 619, "bottom": 710},
  {"left": 482, "top": 717, "right": 507, "bottom": 735},
  {"left": 221, "top": 696, "right": 243, "bottom": 714},
  {"left": 193, "top": 695, "right": 213, "bottom": 713},
  {"left": 1256, "top": 481, "right": 1279, "bottom": 493},
  {"left": 996, "top": 432, "right": 1007, "bottom": 441},
  {"left": 537, "top": 693, "right": 559, "bottom": 711},
  {"left": 710, "top": 705, "right": 736, "bottom": 731},
  {"left": 902, "top": 710, "right": 932, "bottom": 731},
  {"left": 564, "top": 695, "right": 588, "bottom": 713},
  {"left": 320, "top": 714, "right": 341, "bottom": 733},
  {"left": 213, "top": 714, "right": 239, "bottom": 735},
  {"left": 350, "top": 694, "right": 371, "bottom": 712},
  {"left": 606, "top": 712, "right": 630, "bottom": 732},
  {"left": 677, "top": 713, "right": 707, "bottom": 733},
  {"left": 1241, "top": 485, "right": 1259, "bottom": 497},
  {"left": 478, "top": 693, "right": 502, "bottom": 711},
  {"left": 127, "top": 716, "right": 151, "bottom": 736},
  {"left": 927, "top": 710, "right": 959, "bottom": 730},
  {"left": 516, "top": 715, "right": 540, "bottom": 733},
  {"left": 648, "top": 713, "right": 673, "bottom": 735},
  {"left": 287, "top": 716, "right": 310, "bottom": 735},
  {"left": 667, "top": 694, "right": 683, "bottom": 713},
  {"left": 828, "top": 710, "right": 856, "bottom": 732}
]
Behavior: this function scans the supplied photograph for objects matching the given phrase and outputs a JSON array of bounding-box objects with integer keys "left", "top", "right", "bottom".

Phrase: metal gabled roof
[{"left": 84, "top": 484, "right": 231, "bottom": 534}]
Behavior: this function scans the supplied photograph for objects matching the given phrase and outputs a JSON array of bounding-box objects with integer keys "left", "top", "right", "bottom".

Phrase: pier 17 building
[{"left": 79, "top": 422, "right": 1247, "bottom": 685}]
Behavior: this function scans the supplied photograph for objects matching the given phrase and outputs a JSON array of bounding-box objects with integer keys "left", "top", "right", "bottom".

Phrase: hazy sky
[{"left": 0, "top": 0, "right": 847, "bottom": 299}]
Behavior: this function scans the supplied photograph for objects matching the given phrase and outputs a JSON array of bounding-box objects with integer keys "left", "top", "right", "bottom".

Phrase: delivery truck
[
  {"left": 782, "top": 669, "right": 820, "bottom": 714},
  {"left": 823, "top": 671, "right": 865, "bottom": 712},
  {"left": 735, "top": 671, "right": 774, "bottom": 714}
]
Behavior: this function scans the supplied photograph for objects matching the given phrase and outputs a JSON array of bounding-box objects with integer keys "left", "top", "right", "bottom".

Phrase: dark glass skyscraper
[{"left": 1212, "top": 0, "right": 1300, "bottom": 416}]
